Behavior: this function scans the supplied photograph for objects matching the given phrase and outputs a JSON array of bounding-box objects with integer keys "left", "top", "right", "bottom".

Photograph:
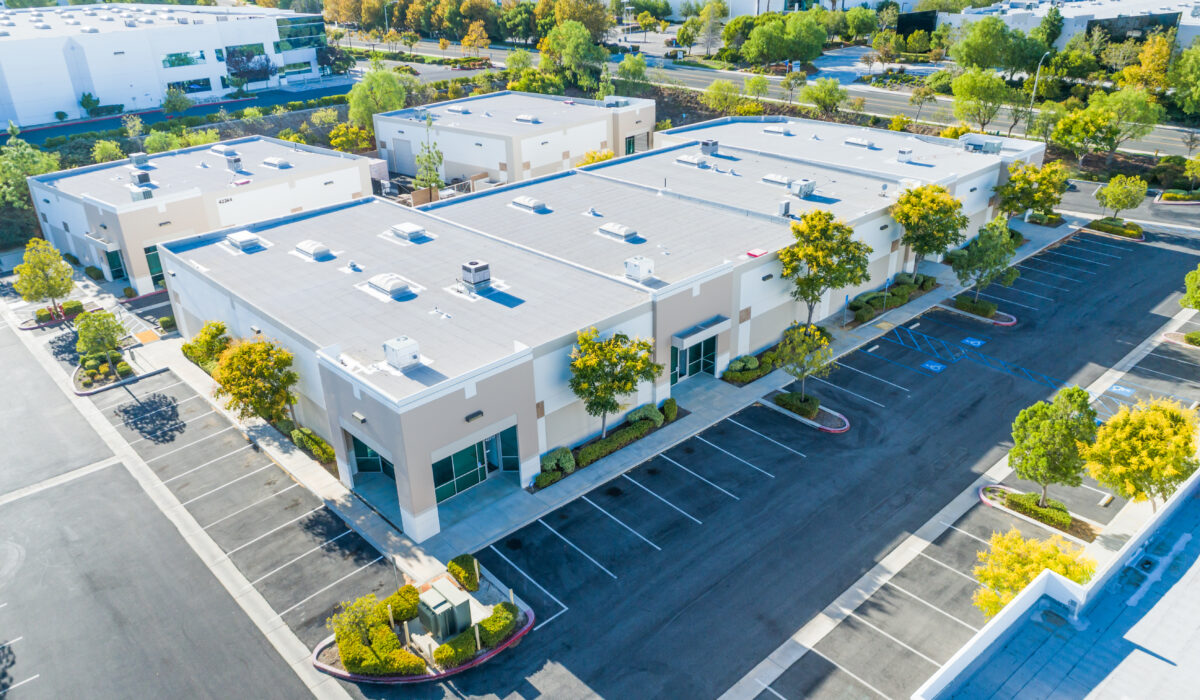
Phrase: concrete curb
[
  {"left": 978, "top": 485, "right": 1091, "bottom": 548},
  {"left": 310, "top": 608, "right": 536, "bottom": 685},
  {"left": 1152, "top": 194, "right": 1200, "bottom": 206},
  {"left": 17, "top": 311, "right": 82, "bottom": 330},
  {"left": 1078, "top": 226, "right": 1145, "bottom": 243},
  {"left": 72, "top": 366, "right": 170, "bottom": 397},
  {"left": 1160, "top": 332, "right": 1199, "bottom": 349},
  {"left": 759, "top": 394, "right": 849, "bottom": 433},
  {"left": 936, "top": 303, "right": 1017, "bottom": 327}
]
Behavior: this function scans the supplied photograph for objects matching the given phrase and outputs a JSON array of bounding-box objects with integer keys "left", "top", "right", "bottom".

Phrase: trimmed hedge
[
  {"left": 123, "top": 286, "right": 136, "bottom": 298},
  {"left": 433, "top": 628, "right": 478, "bottom": 669},
  {"left": 84, "top": 265, "right": 103, "bottom": 281},
  {"left": 339, "top": 624, "right": 426, "bottom": 676},
  {"left": 159, "top": 316, "right": 176, "bottom": 331},
  {"left": 626, "top": 403, "right": 665, "bottom": 428},
  {"left": 1088, "top": 218, "right": 1143, "bottom": 238},
  {"left": 954, "top": 294, "right": 997, "bottom": 318},
  {"left": 116, "top": 361, "right": 133, "bottom": 378},
  {"left": 577, "top": 419, "right": 653, "bottom": 468},
  {"left": 292, "top": 427, "right": 336, "bottom": 463},
  {"left": 63, "top": 253, "right": 80, "bottom": 266},
  {"left": 1026, "top": 211, "right": 1063, "bottom": 227},
  {"left": 723, "top": 351, "right": 775, "bottom": 383},
  {"left": 62, "top": 299, "right": 84, "bottom": 316},
  {"left": 540, "top": 446, "right": 575, "bottom": 475},
  {"left": 1162, "top": 190, "right": 1200, "bottom": 202},
  {"left": 448, "top": 554, "right": 479, "bottom": 592},
  {"left": 35, "top": 308, "right": 53, "bottom": 323},
  {"left": 1005, "top": 491, "right": 1072, "bottom": 530},
  {"left": 774, "top": 391, "right": 819, "bottom": 419},
  {"left": 1186, "top": 331, "right": 1200, "bottom": 347},
  {"left": 378, "top": 584, "right": 419, "bottom": 622},
  {"left": 662, "top": 397, "right": 678, "bottom": 422},
  {"left": 479, "top": 602, "right": 519, "bottom": 648},
  {"left": 534, "top": 470, "right": 563, "bottom": 488}
]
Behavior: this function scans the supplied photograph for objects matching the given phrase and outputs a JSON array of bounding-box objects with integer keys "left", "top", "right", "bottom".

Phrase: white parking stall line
[
  {"left": 162, "top": 444, "right": 254, "bottom": 484},
  {"left": 1148, "top": 351, "right": 1200, "bottom": 370},
  {"left": 116, "top": 393, "right": 204, "bottom": 425},
  {"left": 725, "top": 419, "right": 806, "bottom": 458},
  {"left": 582, "top": 495, "right": 661, "bottom": 551},
  {"left": 224, "top": 506, "right": 324, "bottom": 555},
  {"left": 975, "top": 291, "right": 1040, "bottom": 311},
  {"left": 95, "top": 378, "right": 187, "bottom": 409},
  {"left": 251, "top": 530, "right": 354, "bottom": 586},
  {"left": 847, "top": 611, "right": 941, "bottom": 666},
  {"left": 622, "top": 473, "right": 702, "bottom": 524},
  {"left": 1059, "top": 241, "right": 1122, "bottom": 260},
  {"left": 1074, "top": 234, "right": 1133, "bottom": 251},
  {"left": 0, "top": 636, "right": 21, "bottom": 649},
  {"left": 1015, "top": 263, "right": 1081, "bottom": 283},
  {"left": 488, "top": 544, "right": 570, "bottom": 631},
  {"left": 659, "top": 454, "right": 739, "bottom": 500},
  {"left": 756, "top": 679, "right": 788, "bottom": 699},
  {"left": 803, "top": 647, "right": 894, "bottom": 700},
  {"left": 812, "top": 376, "right": 885, "bottom": 408},
  {"left": 145, "top": 426, "right": 237, "bottom": 462},
  {"left": 538, "top": 519, "right": 617, "bottom": 579},
  {"left": 1043, "top": 249, "right": 1110, "bottom": 267},
  {"left": 939, "top": 521, "right": 991, "bottom": 546},
  {"left": 835, "top": 361, "right": 909, "bottom": 392},
  {"left": 1131, "top": 364, "right": 1200, "bottom": 385},
  {"left": 126, "top": 409, "right": 216, "bottom": 445},
  {"left": 1027, "top": 255, "right": 1097, "bottom": 274},
  {"left": 696, "top": 435, "right": 778, "bottom": 477},
  {"left": 882, "top": 581, "right": 979, "bottom": 632},
  {"left": 1012, "top": 275, "right": 1069, "bottom": 292},
  {"left": 0, "top": 602, "right": 6, "bottom": 610},
  {"left": 180, "top": 464, "right": 278, "bottom": 507},
  {"left": 276, "top": 556, "right": 384, "bottom": 618},
  {"left": 0, "top": 675, "right": 40, "bottom": 696},
  {"left": 1077, "top": 482, "right": 1110, "bottom": 497},
  {"left": 917, "top": 551, "right": 978, "bottom": 583},
  {"left": 202, "top": 483, "right": 301, "bottom": 530},
  {"left": 994, "top": 284, "right": 1053, "bottom": 301}
]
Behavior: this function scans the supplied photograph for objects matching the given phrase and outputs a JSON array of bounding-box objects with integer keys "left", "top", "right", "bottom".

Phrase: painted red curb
[
  {"left": 815, "top": 407, "right": 850, "bottom": 433},
  {"left": 991, "top": 311, "right": 1018, "bottom": 327},
  {"left": 1161, "top": 332, "right": 1199, "bottom": 349},
  {"left": 18, "top": 310, "right": 84, "bottom": 330},
  {"left": 936, "top": 303, "right": 1017, "bottom": 327},
  {"left": 311, "top": 608, "right": 535, "bottom": 685}
]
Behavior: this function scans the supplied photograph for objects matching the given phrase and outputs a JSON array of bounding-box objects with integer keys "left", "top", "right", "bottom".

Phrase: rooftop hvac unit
[
  {"left": 844, "top": 136, "right": 873, "bottom": 148},
  {"left": 461, "top": 260, "right": 491, "bottom": 294},
  {"left": 603, "top": 97, "right": 630, "bottom": 108},
  {"left": 129, "top": 186, "right": 153, "bottom": 201},
  {"left": 0, "top": 30, "right": 7, "bottom": 36},
  {"left": 762, "top": 173, "right": 792, "bottom": 187},
  {"left": 383, "top": 336, "right": 421, "bottom": 370},
  {"left": 368, "top": 273, "right": 412, "bottom": 298},
  {"left": 225, "top": 156, "right": 242, "bottom": 173},
  {"left": 294, "top": 239, "right": 331, "bottom": 259},
  {"left": 700, "top": 139, "right": 718, "bottom": 156},
  {"left": 446, "top": 105, "right": 469, "bottom": 114},
  {"left": 210, "top": 144, "right": 238, "bottom": 157},
  {"left": 131, "top": 170, "right": 151, "bottom": 186},
  {"left": 790, "top": 178, "right": 816, "bottom": 198},
  {"left": 514, "top": 114, "right": 539, "bottom": 123},
  {"left": 511, "top": 195, "right": 546, "bottom": 212},
  {"left": 80, "top": 27, "right": 98, "bottom": 33},
  {"left": 65, "top": 18, "right": 79, "bottom": 24},
  {"left": 177, "top": 17, "right": 189, "bottom": 24},
  {"left": 34, "top": 23, "right": 49, "bottom": 28},
  {"left": 261, "top": 156, "right": 290, "bottom": 169},
  {"left": 124, "top": 19, "right": 137, "bottom": 27},
  {"left": 226, "top": 231, "right": 261, "bottom": 250},
  {"left": 778, "top": 200, "right": 790, "bottom": 217},
  {"left": 675, "top": 154, "right": 706, "bottom": 167},
  {"left": 624, "top": 255, "right": 654, "bottom": 282},
  {"left": 390, "top": 222, "right": 426, "bottom": 240},
  {"left": 897, "top": 148, "right": 913, "bottom": 163},
  {"left": 763, "top": 125, "right": 791, "bottom": 136},
  {"left": 597, "top": 222, "right": 637, "bottom": 242}
]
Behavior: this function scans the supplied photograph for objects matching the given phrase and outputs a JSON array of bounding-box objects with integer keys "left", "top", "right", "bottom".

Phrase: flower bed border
[
  {"left": 1153, "top": 193, "right": 1200, "bottom": 206},
  {"left": 762, "top": 394, "right": 849, "bottom": 433},
  {"left": 72, "top": 365, "right": 169, "bottom": 396},
  {"left": 1080, "top": 222, "right": 1145, "bottom": 242},
  {"left": 936, "top": 303, "right": 1017, "bottom": 327},
  {"left": 1161, "top": 331, "right": 1199, "bottom": 349},
  {"left": 977, "top": 485, "right": 1093, "bottom": 545},
  {"left": 311, "top": 609, "right": 535, "bottom": 685}
]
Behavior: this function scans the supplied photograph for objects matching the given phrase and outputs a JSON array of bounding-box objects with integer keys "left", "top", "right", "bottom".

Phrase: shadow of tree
[
  {"left": 296, "top": 506, "right": 383, "bottom": 568},
  {"left": 0, "top": 281, "right": 17, "bottom": 300},
  {"left": 0, "top": 642, "right": 15, "bottom": 694},
  {"left": 114, "top": 393, "right": 186, "bottom": 444},
  {"left": 48, "top": 330, "right": 80, "bottom": 366}
]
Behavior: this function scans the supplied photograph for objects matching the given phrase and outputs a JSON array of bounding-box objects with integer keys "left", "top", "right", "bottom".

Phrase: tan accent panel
[
  {"left": 890, "top": 239, "right": 900, "bottom": 252},
  {"left": 522, "top": 161, "right": 531, "bottom": 170},
  {"left": 352, "top": 191, "right": 364, "bottom": 199},
  {"left": 600, "top": 140, "right": 608, "bottom": 149},
  {"left": 562, "top": 150, "right": 570, "bottom": 160},
  {"left": 536, "top": 401, "right": 545, "bottom": 419},
  {"left": 291, "top": 206, "right": 303, "bottom": 213},
  {"left": 499, "top": 162, "right": 507, "bottom": 171},
  {"left": 739, "top": 307, "right": 751, "bottom": 323}
]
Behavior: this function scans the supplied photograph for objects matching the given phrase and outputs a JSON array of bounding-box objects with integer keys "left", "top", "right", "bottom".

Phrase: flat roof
[
  {"left": 376, "top": 91, "right": 653, "bottom": 138},
  {"left": 161, "top": 197, "right": 648, "bottom": 401},
  {"left": 34, "top": 137, "right": 364, "bottom": 207},
  {"left": 961, "top": 0, "right": 1200, "bottom": 23},
  {"left": 0, "top": 3, "right": 315, "bottom": 42},
  {"left": 423, "top": 169, "right": 795, "bottom": 286},
  {"left": 661, "top": 116, "right": 1038, "bottom": 176},
  {"left": 942, "top": 490, "right": 1200, "bottom": 699}
]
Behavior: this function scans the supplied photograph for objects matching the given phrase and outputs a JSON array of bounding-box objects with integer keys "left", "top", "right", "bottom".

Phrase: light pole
[
  {"left": 384, "top": 0, "right": 399, "bottom": 34},
  {"left": 1027, "top": 51, "right": 1051, "bottom": 116}
]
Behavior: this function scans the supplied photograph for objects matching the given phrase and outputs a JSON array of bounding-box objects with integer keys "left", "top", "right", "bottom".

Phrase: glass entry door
[{"left": 670, "top": 336, "right": 716, "bottom": 384}]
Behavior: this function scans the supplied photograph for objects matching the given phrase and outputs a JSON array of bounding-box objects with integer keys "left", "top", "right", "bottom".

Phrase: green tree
[
  {"left": 182, "top": 320, "right": 232, "bottom": 368},
  {"left": 329, "top": 122, "right": 373, "bottom": 152},
  {"left": 615, "top": 52, "right": 648, "bottom": 93},
  {"left": 74, "top": 310, "right": 126, "bottom": 356},
  {"left": 506, "top": 67, "right": 565, "bottom": 94},
  {"left": 161, "top": 87, "right": 195, "bottom": 115},
  {"left": 461, "top": 19, "right": 491, "bottom": 55},
  {"left": 697, "top": 0, "right": 725, "bottom": 54},
  {"left": 348, "top": 68, "right": 409, "bottom": 131},
  {"left": 951, "top": 68, "right": 1009, "bottom": 131},
  {"left": 1030, "top": 6, "right": 1062, "bottom": 47},
  {"left": 213, "top": 338, "right": 300, "bottom": 424},
  {"left": 777, "top": 210, "right": 872, "bottom": 328},
  {"left": 1086, "top": 88, "right": 1164, "bottom": 167},
  {"left": 501, "top": 2, "right": 537, "bottom": 44},
  {"left": 800, "top": 77, "right": 847, "bottom": 117},
  {"left": 907, "top": 28, "right": 931, "bottom": 53},
  {"left": 413, "top": 116, "right": 444, "bottom": 190},
  {"left": 775, "top": 324, "right": 832, "bottom": 399},
  {"left": 950, "top": 16, "right": 1010, "bottom": 70},
  {"left": 79, "top": 92, "right": 101, "bottom": 115},
  {"left": 909, "top": 85, "right": 937, "bottom": 122},
  {"left": 1171, "top": 41, "right": 1200, "bottom": 117},
  {"left": 0, "top": 125, "right": 61, "bottom": 210},
  {"left": 121, "top": 114, "right": 144, "bottom": 146},
  {"left": 91, "top": 140, "right": 124, "bottom": 164},
  {"left": 1010, "top": 387, "right": 1098, "bottom": 507},
  {"left": 893, "top": 184, "right": 969, "bottom": 263},
  {"left": 996, "top": 160, "right": 1069, "bottom": 216},
  {"left": 781, "top": 71, "right": 806, "bottom": 103},
  {"left": 13, "top": 239, "right": 74, "bottom": 319},
  {"left": 784, "top": 12, "right": 826, "bottom": 64},
  {"left": 844, "top": 6, "right": 875, "bottom": 40},
  {"left": 1186, "top": 155, "right": 1200, "bottom": 189},
  {"left": 676, "top": 17, "right": 698, "bottom": 54},
  {"left": 1029, "top": 100, "right": 1067, "bottom": 144},
  {"left": 1051, "top": 106, "right": 1118, "bottom": 166},
  {"left": 143, "top": 131, "right": 182, "bottom": 154},
  {"left": 973, "top": 528, "right": 1095, "bottom": 618},
  {"left": 506, "top": 48, "right": 533, "bottom": 74},
  {"left": 540, "top": 20, "right": 607, "bottom": 89},
  {"left": 637, "top": 10, "right": 655, "bottom": 39},
  {"left": 743, "top": 74, "right": 770, "bottom": 101},
  {"left": 327, "top": 594, "right": 385, "bottom": 647},
  {"left": 553, "top": 0, "right": 611, "bottom": 43},
  {"left": 742, "top": 19, "right": 788, "bottom": 65},
  {"left": 951, "top": 216, "right": 1018, "bottom": 301},
  {"left": 1094, "top": 174, "right": 1147, "bottom": 220},
  {"left": 400, "top": 30, "right": 419, "bottom": 52},
  {"left": 568, "top": 327, "right": 662, "bottom": 437},
  {"left": 1084, "top": 399, "right": 1199, "bottom": 511},
  {"left": 1181, "top": 263, "right": 1200, "bottom": 312},
  {"left": 701, "top": 78, "right": 742, "bottom": 112}
]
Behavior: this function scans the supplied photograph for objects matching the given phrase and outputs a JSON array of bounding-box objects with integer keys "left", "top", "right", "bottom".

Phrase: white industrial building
[
  {"left": 160, "top": 116, "right": 1042, "bottom": 542},
  {"left": 0, "top": 4, "right": 327, "bottom": 128},
  {"left": 373, "top": 91, "right": 656, "bottom": 189},
  {"left": 937, "top": 0, "right": 1200, "bottom": 50},
  {"left": 28, "top": 136, "right": 378, "bottom": 296}
]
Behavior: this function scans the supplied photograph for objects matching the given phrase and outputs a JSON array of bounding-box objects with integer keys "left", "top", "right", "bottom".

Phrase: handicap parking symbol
[
  {"left": 1109, "top": 385, "right": 1135, "bottom": 397},
  {"left": 922, "top": 360, "right": 947, "bottom": 373},
  {"left": 961, "top": 337, "right": 986, "bottom": 348}
]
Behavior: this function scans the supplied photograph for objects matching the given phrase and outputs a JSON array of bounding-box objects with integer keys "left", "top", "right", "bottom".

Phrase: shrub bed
[
  {"left": 63, "top": 252, "right": 80, "bottom": 266},
  {"left": 1004, "top": 492, "right": 1072, "bottom": 531},
  {"left": 379, "top": 584, "right": 419, "bottom": 622},
  {"left": 448, "top": 554, "right": 479, "bottom": 592},
  {"left": 1162, "top": 189, "right": 1200, "bottom": 202},
  {"left": 954, "top": 294, "right": 997, "bottom": 318},
  {"left": 723, "top": 349, "right": 777, "bottom": 384},
  {"left": 1186, "top": 331, "right": 1200, "bottom": 347},
  {"left": 847, "top": 274, "right": 937, "bottom": 324},
  {"left": 1025, "top": 211, "right": 1063, "bottom": 227},
  {"left": 61, "top": 299, "right": 84, "bottom": 316},
  {"left": 433, "top": 628, "right": 478, "bottom": 669},
  {"left": 83, "top": 265, "right": 103, "bottom": 281},
  {"left": 35, "top": 308, "right": 53, "bottom": 323},
  {"left": 338, "top": 623, "right": 426, "bottom": 677},
  {"left": 774, "top": 391, "right": 819, "bottom": 419},
  {"left": 1087, "top": 218, "right": 1143, "bottom": 238},
  {"left": 478, "top": 602, "right": 519, "bottom": 648},
  {"left": 159, "top": 316, "right": 176, "bottom": 331},
  {"left": 292, "top": 427, "right": 336, "bottom": 463},
  {"left": 536, "top": 399, "right": 681, "bottom": 490},
  {"left": 577, "top": 418, "right": 653, "bottom": 468}
]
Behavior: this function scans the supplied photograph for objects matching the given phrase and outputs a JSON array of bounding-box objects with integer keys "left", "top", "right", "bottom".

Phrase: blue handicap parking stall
[
  {"left": 961, "top": 337, "right": 986, "bottom": 348},
  {"left": 921, "top": 360, "right": 947, "bottom": 373},
  {"left": 1108, "top": 385, "right": 1135, "bottom": 397}
]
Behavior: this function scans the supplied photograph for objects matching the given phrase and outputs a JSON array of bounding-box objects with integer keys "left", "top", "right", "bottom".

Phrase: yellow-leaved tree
[
  {"left": 575, "top": 149, "right": 614, "bottom": 166},
  {"left": 1083, "top": 399, "right": 1199, "bottom": 512},
  {"left": 213, "top": 338, "right": 299, "bottom": 425},
  {"left": 568, "top": 327, "right": 661, "bottom": 437},
  {"left": 973, "top": 528, "right": 1095, "bottom": 618}
]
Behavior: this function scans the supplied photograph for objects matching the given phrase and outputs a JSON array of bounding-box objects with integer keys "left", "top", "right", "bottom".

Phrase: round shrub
[
  {"left": 742, "top": 355, "right": 760, "bottom": 370},
  {"left": 478, "top": 602, "right": 519, "bottom": 648},
  {"left": 81, "top": 377, "right": 93, "bottom": 388},
  {"left": 159, "top": 316, "right": 176, "bottom": 331},
  {"left": 854, "top": 306, "right": 875, "bottom": 323},
  {"left": 448, "top": 554, "right": 480, "bottom": 591},
  {"left": 84, "top": 358, "right": 100, "bottom": 371},
  {"left": 535, "top": 470, "right": 563, "bottom": 489},
  {"left": 98, "top": 363, "right": 110, "bottom": 375},
  {"left": 1185, "top": 331, "right": 1200, "bottom": 347},
  {"left": 662, "top": 397, "right": 678, "bottom": 422},
  {"left": 540, "top": 446, "right": 575, "bottom": 475},
  {"left": 727, "top": 358, "right": 745, "bottom": 372},
  {"left": 433, "top": 629, "right": 478, "bottom": 669},
  {"left": 378, "top": 584, "right": 419, "bottom": 622},
  {"left": 116, "top": 361, "right": 133, "bottom": 378},
  {"left": 123, "top": 286, "right": 136, "bottom": 298}
]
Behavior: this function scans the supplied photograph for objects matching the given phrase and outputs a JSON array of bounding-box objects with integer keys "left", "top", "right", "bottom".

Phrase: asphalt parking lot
[
  {"left": 437, "top": 228, "right": 1200, "bottom": 700},
  {"left": 89, "top": 371, "right": 404, "bottom": 662}
]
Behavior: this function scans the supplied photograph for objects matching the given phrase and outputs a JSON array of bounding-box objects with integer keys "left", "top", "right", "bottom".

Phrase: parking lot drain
[
  {"left": 504, "top": 538, "right": 523, "bottom": 551},
  {"left": 605, "top": 486, "right": 623, "bottom": 497}
]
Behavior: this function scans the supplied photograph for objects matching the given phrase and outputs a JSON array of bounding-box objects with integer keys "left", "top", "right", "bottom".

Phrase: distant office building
[
  {"left": 0, "top": 3, "right": 327, "bottom": 127},
  {"left": 372, "top": 91, "right": 656, "bottom": 189},
  {"left": 938, "top": 0, "right": 1200, "bottom": 50},
  {"left": 28, "top": 136, "right": 375, "bottom": 295}
]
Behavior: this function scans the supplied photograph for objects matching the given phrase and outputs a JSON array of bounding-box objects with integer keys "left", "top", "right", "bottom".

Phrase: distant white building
[
  {"left": 0, "top": 4, "right": 327, "bottom": 128},
  {"left": 938, "top": 0, "right": 1200, "bottom": 50}
]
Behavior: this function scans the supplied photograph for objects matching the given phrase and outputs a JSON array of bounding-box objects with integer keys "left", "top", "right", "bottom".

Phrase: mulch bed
[
  {"left": 981, "top": 486, "right": 1098, "bottom": 543},
  {"left": 841, "top": 283, "right": 941, "bottom": 330}
]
